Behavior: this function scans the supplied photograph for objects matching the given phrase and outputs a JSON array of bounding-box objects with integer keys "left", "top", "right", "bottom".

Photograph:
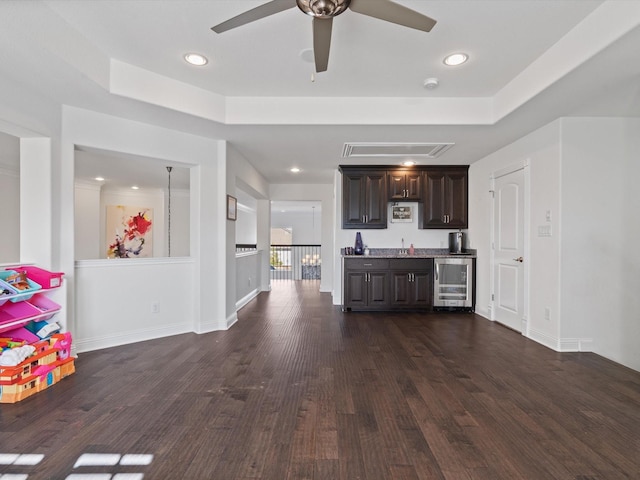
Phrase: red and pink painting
[{"left": 106, "top": 205, "right": 153, "bottom": 258}]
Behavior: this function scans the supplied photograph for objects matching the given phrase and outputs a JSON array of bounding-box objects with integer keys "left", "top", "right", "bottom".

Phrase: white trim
[
  {"left": 75, "top": 256, "right": 193, "bottom": 268},
  {"left": 527, "top": 327, "right": 559, "bottom": 351},
  {"left": 75, "top": 321, "right": 191, "bottom": 353},
  {"left": 236, "top": 288, "right": 259, "bottom": 311},
  {"left": 226, "top": 313, "right": 238, "bottom": 329},
  {"left": 491, "top": 159, "right": 528, "bottom": 180}
]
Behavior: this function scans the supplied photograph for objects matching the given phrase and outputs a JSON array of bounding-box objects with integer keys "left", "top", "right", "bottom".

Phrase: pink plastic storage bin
[
  {"left": 0, "top": 301, "right": 41, "bottom": 332},
  {"left": 27, "top": 294, "right": 61, "bottom": 321},
  {"left": 14, "top": 266, "right": 64, "bottom": 289},
  {"left": 0, "top": 270, "right": 42, "bottom": 302},
  {"left": 1, "top": 325, "right": 40, "bottom": 343}
]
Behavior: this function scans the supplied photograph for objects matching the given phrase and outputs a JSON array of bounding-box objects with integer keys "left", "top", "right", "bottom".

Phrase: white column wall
[
  {"left": 20, "top": 137, "right": 52, "bottom": 266},
  {"left": 560, "top": 117, "right": 640, "bottom": 370}
]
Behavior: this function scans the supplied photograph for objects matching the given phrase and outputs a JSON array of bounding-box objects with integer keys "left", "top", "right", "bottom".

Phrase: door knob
[{"left": 513, "top": 256, "right": 523, "bottom": 263}]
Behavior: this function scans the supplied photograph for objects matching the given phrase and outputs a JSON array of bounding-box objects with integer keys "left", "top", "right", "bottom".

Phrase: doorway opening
[{"left": 270, "top": 201, "right": 322, "bottom": 282}]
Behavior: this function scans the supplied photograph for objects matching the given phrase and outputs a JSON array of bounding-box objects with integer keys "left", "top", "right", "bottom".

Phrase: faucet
[{"left": 400, "top": 238, "right": 407, "bottom": 255}]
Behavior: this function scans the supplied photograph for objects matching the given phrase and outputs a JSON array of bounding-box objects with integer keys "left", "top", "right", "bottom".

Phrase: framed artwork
[
  {"left": 106, "top": 205, "right": 153, "bottom": 258},
  {"left": 390, "top": 205, "right": 413, "bottom": 223},
  {"left": 227, "top": 195, "right": 237, "bottom": 221}
]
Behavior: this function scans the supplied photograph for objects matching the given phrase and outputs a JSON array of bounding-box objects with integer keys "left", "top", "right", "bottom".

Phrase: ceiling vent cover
[{"left": 342, "top": 142, "right": 454, "bottom": 158}]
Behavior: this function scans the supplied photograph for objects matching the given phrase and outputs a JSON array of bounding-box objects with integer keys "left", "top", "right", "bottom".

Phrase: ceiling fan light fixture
[
  {"left": 296, "top": 0, "right": 351, "bottom": 19},
  {"left": 184, "top": 53, "right": 208, "bottom": 66},
  {"left": 443, "top": 53, "right": 468, "bottom": 66}
]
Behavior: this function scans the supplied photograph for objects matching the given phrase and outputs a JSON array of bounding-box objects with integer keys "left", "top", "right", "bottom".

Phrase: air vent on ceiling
[{"left": 342, "top": 142, "right": 454, "bottom": 159}]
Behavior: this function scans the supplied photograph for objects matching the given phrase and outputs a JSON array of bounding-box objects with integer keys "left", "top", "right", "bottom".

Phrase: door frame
[{"left": 489, "top": 159, "right": 531, "bottom": 335}]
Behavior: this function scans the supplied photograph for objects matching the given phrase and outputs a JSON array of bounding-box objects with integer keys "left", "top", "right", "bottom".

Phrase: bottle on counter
[
  {"left": 364, "top": 245, "right": 370, "bottom": 256},
  {"left": 409, "top": 243, "right": 415, "bottom": 255},
  {"left": 354, "top": 232, "right": 364, "bottom": 255}
]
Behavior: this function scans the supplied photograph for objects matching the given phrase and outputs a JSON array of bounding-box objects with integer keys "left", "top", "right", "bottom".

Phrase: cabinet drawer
[
  {"left": 344, "top": 258, "right": 389, "bottom": 270},
  {"left": 389, "top": 258, "right": 432, "bottom": 270}
]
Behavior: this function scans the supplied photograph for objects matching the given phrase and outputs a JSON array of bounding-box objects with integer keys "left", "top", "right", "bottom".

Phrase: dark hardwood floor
[{"left": 2, "top": 280, "right": 639, "bottom": 479}]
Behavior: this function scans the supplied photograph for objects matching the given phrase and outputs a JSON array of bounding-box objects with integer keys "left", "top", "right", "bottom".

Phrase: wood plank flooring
[{"left": 1, "top": 280, "right": 639, "bottom": 479}]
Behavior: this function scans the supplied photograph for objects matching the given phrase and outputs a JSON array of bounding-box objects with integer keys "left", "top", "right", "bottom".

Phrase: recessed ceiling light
[
  {"left": 94, "top": 176, "right": 105, "bottom": 182},
  {"left": 184, "top": 53, "right": 208, "bottom": 66},
  {"left": 402, "top": 161, "right": 416, "bottom": 167},
  {"left": 290, "top": 167, "right": 301, "bottom": 173},
  {"left": 131, "top": 185, "right": 139, "bottom": 190},
  {"left": 443, "top": 53, "right": 469, "bottom": 66}
]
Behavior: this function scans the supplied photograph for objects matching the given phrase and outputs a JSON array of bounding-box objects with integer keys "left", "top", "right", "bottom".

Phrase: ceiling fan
[{"left": 211, "top": 0, "right": 437, "bottom": 73}]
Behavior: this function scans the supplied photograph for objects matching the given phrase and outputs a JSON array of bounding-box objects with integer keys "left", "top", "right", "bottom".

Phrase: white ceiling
[{"left": 1, "top": 0, "right": 639, "bottom": 188}]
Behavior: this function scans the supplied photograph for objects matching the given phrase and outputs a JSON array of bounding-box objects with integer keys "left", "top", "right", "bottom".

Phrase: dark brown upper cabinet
[
  {"left": 340, "top": 167, "right": 387, "bottom": 229},
  {"left": 387, "top": 169, "right": 422, "bottom": 201},
  {"left": 419, "top": 166, "right": 468, "bottom": 229}
]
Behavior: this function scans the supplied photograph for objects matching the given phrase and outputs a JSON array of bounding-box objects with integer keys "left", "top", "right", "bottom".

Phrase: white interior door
[{"left": 492, "top": 167, "right": 525, "bottom": 332}]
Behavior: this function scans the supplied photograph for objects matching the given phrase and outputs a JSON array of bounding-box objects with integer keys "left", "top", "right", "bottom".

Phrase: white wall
[
  {"left": 0, "top": 166, "right": 20, "bottom": 264},
  {"left": 271, "top": 208, "right": 321, "bottom": 245},
  {"left": 560, "top": 117, "right": 640, "bottom": 370},
  {"left": 167, "top": 189, "right": 190, "bottom": 257},
  {"left": 74, "top": 181, "right": 101, "bottom": 260},
  {"left": 226, "top": 145, "right": 270, "bottom": 322},
  {"left": 236, "top": 251, "right": 261, "bottom": 309},
  {"left": 469, "top": 120, "right": 562, "bottom": 347},
  {"left": 469, "top": 116, "right": 640, "bottom": 372},
  {"left": 63, "top": 106, "right": 227, "bottom": 349},
  {"left": 74, "top": 258, "right": 194, "bottom": 352}
]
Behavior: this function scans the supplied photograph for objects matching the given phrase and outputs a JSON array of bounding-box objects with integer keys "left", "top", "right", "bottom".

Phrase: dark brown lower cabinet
[
  {"left": 390, "top": 259, "right": 433, "bottom": 309},
  {"left": 343, "top": 258, "right": 389, "bottom": 310},
  {"left": 343, "top": 257, "right": 433, "bottom": 311}
]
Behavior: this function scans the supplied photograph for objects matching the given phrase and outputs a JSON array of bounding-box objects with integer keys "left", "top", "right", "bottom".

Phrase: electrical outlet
[
  {"left": 544, "top": 307, "right": 550, "bottom": 321},
  {"left": 152, "top": 303, "right": 160, "bottom": 314}
]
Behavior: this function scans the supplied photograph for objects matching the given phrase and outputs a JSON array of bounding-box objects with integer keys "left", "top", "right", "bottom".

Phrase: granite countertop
[{"left": 341, "top": 248, "right": 476, "bottom": 258}]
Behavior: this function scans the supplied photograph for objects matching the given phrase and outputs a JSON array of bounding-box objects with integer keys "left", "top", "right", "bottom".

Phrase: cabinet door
[
  {"left": 365, "top": 172, "right": 387, "bottom": 227},
  {"left": 367, "top": 271, "right": 389, "bottom": 307},
  {"left": 342, "top": 173, "right": 366, "bottom": 227},
  {"left": 411, "top": 271, "right": 432, "bottom": 307},
  {"left": 388, "top": 170, "right": 422, "bottom": 201},
  {"left": 391, "top": 272, "right": 412, "bottom": 306},
  {"left": 342, "top": 170, "right": 387, "bottom": 228},
  {"left": 344, "top": 271, "right": 367, "bottom": 308},
  {"left": 444, "top": 169, "right": 468, "bottom": 228},
  {"left": 422, "top": 170, "right": 447, "bottom": 227}
]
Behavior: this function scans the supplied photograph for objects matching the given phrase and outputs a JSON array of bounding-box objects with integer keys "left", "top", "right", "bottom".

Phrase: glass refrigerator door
[{"left": 437, "top": 263, "right": 469, "bottom": 300}]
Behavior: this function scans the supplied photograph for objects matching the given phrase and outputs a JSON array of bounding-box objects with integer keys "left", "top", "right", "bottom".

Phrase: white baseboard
[
  {"left": 527, "top": 327, "right": 560, "bottom": 351},
  {"left": 75, "top": 322, "right": 192, "bottom": 353},
  {"left": 236, "top": 288, "right": 259, "bottom": 310},
  {"left": 559, "top": 337, "right": 594, "bottom": 352}
]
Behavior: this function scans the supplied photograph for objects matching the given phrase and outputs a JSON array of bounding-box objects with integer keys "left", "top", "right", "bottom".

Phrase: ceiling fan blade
[
  {"left": 212, "top": 0, "right": 294, "bottom": 33},
  {"left": 313, "top": 17, "right": 333, "bottom": 73},
  {"left": 349, "top": 0, "right": 437, "bottom": 33}
]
